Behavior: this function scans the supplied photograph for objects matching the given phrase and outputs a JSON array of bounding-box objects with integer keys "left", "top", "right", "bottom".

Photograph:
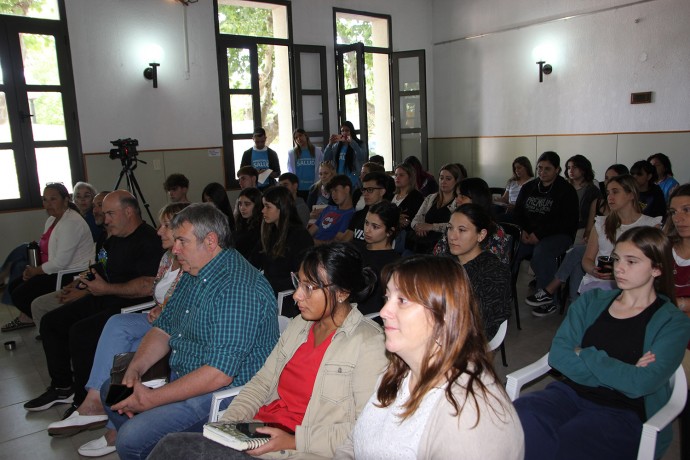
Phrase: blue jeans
[
  {"left": 513, "top": 234, "right": 573, "bottom": 290},
  {"left": 87, "top": 313, "right": 152, "bottom": 429},
  {"left": 100, "top": 378, "right": 231, "bottom": 460},
  {"left": 553, "top": 244, "right": 586, "bottom": 302},
  {"left": 1, "top": 243, "right": 28, "bottom": 305},
  {"left": 514, "top": 381, "right": 642, "bottom": 460}
]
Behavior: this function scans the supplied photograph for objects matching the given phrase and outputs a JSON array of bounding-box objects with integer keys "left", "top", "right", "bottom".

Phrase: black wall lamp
[
  {"left": 537, "top": 61, "right": 552, "bottom": 82},
  {"left": 144, "top": 63, "right": 160, "bottom": 88}
]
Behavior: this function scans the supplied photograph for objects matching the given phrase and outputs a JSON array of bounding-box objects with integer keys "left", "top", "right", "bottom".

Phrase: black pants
[
  {"left": 40, "top": 294, "right": 152, "bottom": 405},
  {"left": 8, "top": 273, "right": 58, "bottom": 318}
]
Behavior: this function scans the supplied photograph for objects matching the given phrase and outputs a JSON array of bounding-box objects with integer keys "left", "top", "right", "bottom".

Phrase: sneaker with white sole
[
  {"left": 78, "top": 436, "right": 116, "bottom": 457},
  {"left": 23, "top": 386, "right": 74, "bottom": 412},
  {"left": 532, "top": 303, "right": 558, "bottom": 317},
  {"left": 47, "top": 410, "right": 108, "bottom": 437},
  {"left": 525, "top": 289, "right": 553, "bottom": 307}
]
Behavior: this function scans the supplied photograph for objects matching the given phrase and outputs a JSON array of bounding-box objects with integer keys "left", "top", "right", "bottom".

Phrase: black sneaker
[
  {"left": 60, "top": 402, "right": 78, "bottom": 420},
  {"left": 525, "top": 289, "right": 554, "bottom": 307},
  {"left": 24, "top": 386, "right": 74, "bottom": 412},
  {"left": 532, "top": 303, "right": 558, "bottom": 317}
]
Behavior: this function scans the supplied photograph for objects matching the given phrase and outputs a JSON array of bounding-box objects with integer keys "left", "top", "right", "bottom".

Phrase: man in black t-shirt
[
  {"left": 343, "top": 172, "right": 391, "bottom": 244},
  {"left": 24, "top": 191, "right": 164, "bottom": 417}
]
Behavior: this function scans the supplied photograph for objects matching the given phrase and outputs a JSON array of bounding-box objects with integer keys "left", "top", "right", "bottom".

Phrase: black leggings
[{"left": 8, "top": 273, "right": 58, "bottom": 318}]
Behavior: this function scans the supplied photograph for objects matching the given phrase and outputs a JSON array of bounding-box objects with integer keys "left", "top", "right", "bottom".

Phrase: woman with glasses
[
  {"left": 630, "top": 160, "right": 666, "bottom": 218},
  {"left": 335, "top": 255, "right": 524, "bottom": 459},
  {"left": 249, "top": 186, "right": 313, "bottom": 317},
  {"left": 148, "top": 243, "right": 387, "bottom": 459},
  {"left": 288, "top": 129, "right": 323, "bottom": 200}
]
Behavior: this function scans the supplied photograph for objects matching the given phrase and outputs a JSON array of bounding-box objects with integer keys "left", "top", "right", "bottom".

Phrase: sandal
[{"left": 1, "top": 317, "right": 36, "bottom": 332}]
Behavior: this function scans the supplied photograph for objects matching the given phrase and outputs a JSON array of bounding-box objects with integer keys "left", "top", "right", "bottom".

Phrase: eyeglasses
[
  {"left": 291, "top": 272, "right": 333, "bottom": 298},
  {"left": 361, "top": 187, "right": 385, "bottom": 194}
]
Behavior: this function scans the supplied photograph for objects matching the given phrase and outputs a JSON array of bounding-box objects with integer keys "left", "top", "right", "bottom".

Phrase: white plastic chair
[
  {"left": 487, "top": 320, "right": 508, "bottom": 367},
  {"left": 121, "top": 300, "right": 155, "bottom": 314},
  {"left": 208, "top": 315, "right": 291, "bottom": 422},
  {"left": 55, "top": 266, "right": 88, "bottom": 290},
  {"left": 276, "top": 289, "right": 294, "bottom": 316},
  {"left": 505, "top": 353, "right": 687, "bottom": 460}
]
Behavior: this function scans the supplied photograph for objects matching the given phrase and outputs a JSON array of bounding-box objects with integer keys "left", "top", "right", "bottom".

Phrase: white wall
[{"left": 431, "top": 0, "right": 690, "bottom": 137}]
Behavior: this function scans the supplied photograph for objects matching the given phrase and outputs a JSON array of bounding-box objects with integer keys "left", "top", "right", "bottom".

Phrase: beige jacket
[{"left": 221, "top": 307, "right": 387, "bottom": 459}]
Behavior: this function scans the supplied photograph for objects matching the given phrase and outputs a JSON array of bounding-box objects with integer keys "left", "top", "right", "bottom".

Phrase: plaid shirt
[{"left": 154, "top": 248, "right": 279, "bottom": 386}]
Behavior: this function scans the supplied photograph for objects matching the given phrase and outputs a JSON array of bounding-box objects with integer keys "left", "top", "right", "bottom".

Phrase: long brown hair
[
  {"left": 435, "top": 163, "right": 463, "bottom": 207},
  {"left": 260, "top": 186, "right": 301, "bottom": 258},
  {"left": 604, "top": 174, "right": 642, "bottom": 243},
  {"left": 615, "top": 226, "right": 676, "bottom": 304},
  {"left": 292, "top": 128, "right": 315, "bottom": 159},
  {"left": 378, "top": 255, "right": 505, "bottom": 423},
  {"left": 664, "top": 184, "right": 690, "bottom": 246},
  {"left": 394, "top": 163, "right": 417, "bottom": 196}
]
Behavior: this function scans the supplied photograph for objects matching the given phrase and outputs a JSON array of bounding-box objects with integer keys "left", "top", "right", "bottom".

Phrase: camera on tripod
[{"left": 109, "top": 138, "right": 139, "bottom": 161}]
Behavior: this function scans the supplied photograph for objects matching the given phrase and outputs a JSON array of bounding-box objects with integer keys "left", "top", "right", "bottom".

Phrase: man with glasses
[{"left": 342, "top": 172, "right": 392, "bottom": 244}]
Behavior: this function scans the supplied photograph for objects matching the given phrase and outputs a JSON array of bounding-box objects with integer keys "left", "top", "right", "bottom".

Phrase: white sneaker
[{"left": 78, "top": 436, "right": 116, "bottom": 457}]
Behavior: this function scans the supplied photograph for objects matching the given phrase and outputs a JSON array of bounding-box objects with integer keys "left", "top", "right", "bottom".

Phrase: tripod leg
[{"left": 127, "top": 170, "right": 157, "bottom": 227}]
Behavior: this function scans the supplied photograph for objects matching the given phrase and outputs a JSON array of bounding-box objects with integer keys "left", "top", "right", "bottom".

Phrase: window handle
[{"left": 19, "top": 111, "right": 34, "bottom": 121}]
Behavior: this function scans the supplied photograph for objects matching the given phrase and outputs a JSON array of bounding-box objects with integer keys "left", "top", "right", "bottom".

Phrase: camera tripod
[{"left": 113, "top": 157, "right": 157, "bottom": 227}]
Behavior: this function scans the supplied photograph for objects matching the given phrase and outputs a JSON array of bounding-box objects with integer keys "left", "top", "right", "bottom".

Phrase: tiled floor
[{"left": 0, "top": 265, "right": 682, "bottom": 459}]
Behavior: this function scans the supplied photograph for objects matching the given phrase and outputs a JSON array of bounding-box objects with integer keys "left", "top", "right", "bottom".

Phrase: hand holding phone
[{"left": 236, "top": 422, "right": 294, "bottom": 438}]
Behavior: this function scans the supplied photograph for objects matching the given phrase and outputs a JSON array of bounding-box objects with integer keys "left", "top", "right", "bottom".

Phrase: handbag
[{"left": 104, "top": 351, "right": 170, "bottom": 406}]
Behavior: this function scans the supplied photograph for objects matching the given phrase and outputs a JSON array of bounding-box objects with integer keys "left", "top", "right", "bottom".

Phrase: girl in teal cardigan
[{"left": 515, "top": 226, "right": 690, "bottom": 460}]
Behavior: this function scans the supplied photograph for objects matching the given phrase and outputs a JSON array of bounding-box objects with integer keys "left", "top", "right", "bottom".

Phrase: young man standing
[
  {"left": 240, "top": 127, "right": 280, "bottom": 189},
  {"left": 308, "top": 175, "right": 355, "bottom": 245}
]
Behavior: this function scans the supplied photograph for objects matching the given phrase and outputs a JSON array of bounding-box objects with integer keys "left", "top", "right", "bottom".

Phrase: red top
[
  {"left": 38, "top": 222, "right": 57, "bottom": 264},
  {"left": 255, "top": 325, "right": 335, "bottom": 431}
]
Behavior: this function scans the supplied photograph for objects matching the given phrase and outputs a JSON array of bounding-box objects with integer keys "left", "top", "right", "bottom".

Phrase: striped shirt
[{"left": 154, "top": 248, "right": 279, "bottom": 386}]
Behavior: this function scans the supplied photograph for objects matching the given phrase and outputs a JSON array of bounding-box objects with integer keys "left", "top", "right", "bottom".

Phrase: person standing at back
[{"left": 240, "top": 127, "right": 281, "bottom": 189}]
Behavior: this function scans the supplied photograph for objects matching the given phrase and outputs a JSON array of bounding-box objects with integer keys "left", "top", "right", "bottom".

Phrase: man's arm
[{"left": 80, "top": 272, "right": 154, "bottom": 298}]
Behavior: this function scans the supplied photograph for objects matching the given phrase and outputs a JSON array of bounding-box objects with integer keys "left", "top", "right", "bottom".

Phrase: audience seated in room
[
  {"left": 250, "top": 186, "right": 313, "bottom": 317},
  {"left": 495, "top": 156, "right": 535, "bottom": 220},
  {"left": 335, "top": 255, "right": 524, "bottom": 459},
  {"left": 514, "top": 227, "right": 690, "bottom": 460},
  {"left": 23, "top": 191, "right": 164, "bottom": 417},
  {"left": 87, "top": 203, "right": 279, "bottom": 460},
  {"left": 447, "top": 203, "right": 512, "bottom": 340},
  {"left": 202, "top": 182, "right": 235, "bottom": 234},
  {"left": 512, "top": 151, "right": 579, "bottom": 308},
  {"left": 343, "top": 171, "right": 391, "bottom": 245},
  {"left": 630, "top": 160, "right": 666, "bottom": 218},
  {"left": 45, "top": 202, "right": 189, "bottom": 439},
  {"left": 404, "top": 155, "right": 438, "bottom": 197},
  {"left": 237, "top": 165, "right": 259, "bottom": 190},
  {"left": 306, "top": 160, "right": 336, "bottom": 215},
  {"left": 3, "top": 183, "right": 94, "bottom": 332},
  {"left": 565, "top": 155, "right": 601, "bottom": 245},
  {"left": 308, "top": 174, "right": 355, "bottom": 245},
  {"left": 148, "top": 243, "right": 387, "bottom": 460},
  {"left": 391, "top": 162, "right": 424, "bottom": 246}
]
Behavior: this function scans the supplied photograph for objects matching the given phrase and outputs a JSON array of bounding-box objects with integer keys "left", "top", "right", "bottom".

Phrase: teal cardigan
[{"left": 549, "top": 289, "right": 690, "bottom": 459}]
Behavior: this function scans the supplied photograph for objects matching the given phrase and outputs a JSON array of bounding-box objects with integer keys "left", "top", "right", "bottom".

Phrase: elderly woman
[
  {"left": 73, "top": 181, "right": 102, "bottom": 241},
  {"left": 2, "top": 183, "right": 93, "bottom": 332},
  {"left": 335, "top": 255, "right": 524, "bottom": 459}
]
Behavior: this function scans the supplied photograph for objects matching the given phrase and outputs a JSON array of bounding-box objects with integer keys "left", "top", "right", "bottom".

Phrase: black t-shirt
[
  {"left": 348, "top": 207, "right": 369, "bottom": 243},
  {"left": 357, "top": 248, "right": 401, "bottom": 315},
  {"left": 565, "top": 297, "right": 664, "bottom": 421},
  {"left": 99, "top": 223, "right": 164, "bottom": 284}
]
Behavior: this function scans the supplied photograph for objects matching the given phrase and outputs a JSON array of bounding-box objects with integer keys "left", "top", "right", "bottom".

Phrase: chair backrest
[
  {"left": 499, "top": 222, "right": 521, "bottom": 265},
  {"left": 490, "top": 187, "right": 506, "bottom": 197},
  {"left": 487, "top": 320, "right": 508, "bottom": 352},
  {"left": 276, "top": 289, "right": 294, "bottom": 316},
  {"left": 278, "top": 315, "right": 290, "bottom": 333}
]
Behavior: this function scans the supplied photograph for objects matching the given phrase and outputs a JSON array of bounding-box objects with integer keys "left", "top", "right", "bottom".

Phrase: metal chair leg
[{"left": 500, "top": 342, "right": 508, "bottom": 367}]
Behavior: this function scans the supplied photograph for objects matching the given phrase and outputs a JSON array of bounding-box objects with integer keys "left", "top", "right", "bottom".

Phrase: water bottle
[{"left": 27, "top": 241, "right": 41, "bottom": 268}]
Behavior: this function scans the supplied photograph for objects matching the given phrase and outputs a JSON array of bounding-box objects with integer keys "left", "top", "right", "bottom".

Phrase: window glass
[
  {"left": 27, "top": 91, "right": 66, "bottom": 141},
  {"left": 20, "top": 33, "right": 61, "bottom": 85},
  {"left": 218, "top": 0, "right": 288, "bottom": 39},
  {"left": 0, "top": 1, "right": 60, "bottom": 20},
  {"left": 0, "top": 150, "right": 20, "bottom": 200},
  {"left": 35, "top": 146, "right": 72, "bottom": 192},
  {"left": 336, "top": 12, "right": 389, "bottom": 48},
  {"left": 0, "top": 93, "right": 10, "bottom": 143}
]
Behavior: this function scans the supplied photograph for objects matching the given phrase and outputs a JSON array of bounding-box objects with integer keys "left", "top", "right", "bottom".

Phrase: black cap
[{"left": 253, "top": 127, "right": 266, "bottom": 136}]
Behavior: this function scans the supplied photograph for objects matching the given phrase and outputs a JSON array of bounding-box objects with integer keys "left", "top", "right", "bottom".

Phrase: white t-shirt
[{"left": 153, "top": 265, "right": 180, "bottom": 304}]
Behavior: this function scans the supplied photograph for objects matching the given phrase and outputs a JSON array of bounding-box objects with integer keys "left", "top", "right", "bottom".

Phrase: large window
[{"left": 0, "top": 1, "right": 82, "bottom": 210}]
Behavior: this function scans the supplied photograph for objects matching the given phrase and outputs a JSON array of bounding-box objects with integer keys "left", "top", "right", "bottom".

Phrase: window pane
[
  {"left": 299, "top": 53, "right": 321, "bottom": 90},
  {"left": 227, "top": 48, "right": 251, "bottom": 90},
  {"left": 257, "top": 44, "right": 292, "bottom": 175},
  {"left": 0, "top": 93, "right": 11, "bottom": 143},
  {"left": 35, "top": 147, "right": 72, "bottom": 193},
  {"left": 344, "top": 93, "right": 360, "bottom": 131},
  {"left": 0, "top": 1, "right": 59, "bottom": 20},
  {"left": 342, "top": 51, "right": 358, "bottom": 91},
  {"left": 0, "top": 149, "right": 20, "bottom": 200},
  {"left": 20, "top": 34, "right": 60, "bottom": 85},
  {"left": 398, "top": 57, "right": 420, "bottom": 90},
  {"left": 401, "top": 95, "right": 421, "bottom": 129},
  {"left": 366, "top": 53, "right": 392, "bottom": 165},
  {"left": 218, "top": 1, "right": 288, "bottom": 39},
  {"left": 336, "top": 13, "right": 389, "bottom": 48},
  {"left": 230, "top": 94, "right": 253, "bottom": 134},
  {"left": 28, "top": 92, "right": 66, "bottom": 141},
  {"left": 301, "top": 95, "right": 324, "bottom": 132},
  {"left": 233, "top": 138, "right": 254, "bottom": 177}
]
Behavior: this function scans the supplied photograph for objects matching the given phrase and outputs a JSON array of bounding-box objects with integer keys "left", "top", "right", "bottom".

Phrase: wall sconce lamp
[
  {"left": 537, "top": 61, "right": 553, "bottom": 83},
  {"left": 143, "top": 63, "right": 160, "bottom": 88}
]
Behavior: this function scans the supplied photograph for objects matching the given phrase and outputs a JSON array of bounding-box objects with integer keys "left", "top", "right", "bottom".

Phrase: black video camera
[{"left": 109, "top": 138, "right": 139, "bottom": 161}]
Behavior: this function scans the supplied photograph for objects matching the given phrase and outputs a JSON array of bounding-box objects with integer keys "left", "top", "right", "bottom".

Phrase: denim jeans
[
  {"left": 100, "top": 378, "right": 231, "bottom": 460},
  {"left": 553, "top": 244, "right": 586, "bottom": 302},
  {"left": 514, "top": 381, "right": 642, "bottom": 460},
  {"left": 512, "top": 233, "right": 573, "bottom": 290},
  {"left": 88, "top": 313, "right": 152, "bottom": 429},
  {"left": 1, "top": 243, "right": 28, "bottom": 305}
]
